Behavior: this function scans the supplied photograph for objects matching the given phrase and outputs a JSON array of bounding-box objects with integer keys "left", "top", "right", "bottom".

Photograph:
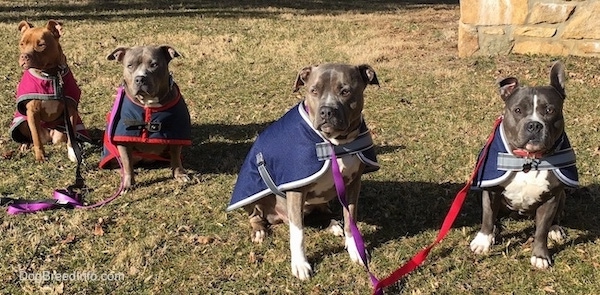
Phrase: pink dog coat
[{"left": 9, "top": 67, "right": 90, "bottom": 143}]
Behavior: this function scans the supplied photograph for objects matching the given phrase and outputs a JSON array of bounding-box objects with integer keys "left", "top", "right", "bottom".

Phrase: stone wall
[{"left": 458, "top": 0, "right": 600, "bottom": 57}]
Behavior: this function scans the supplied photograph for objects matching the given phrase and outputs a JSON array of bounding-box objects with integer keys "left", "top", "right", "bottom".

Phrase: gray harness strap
[
  {"left": 497, "top": 148, "right": 577, "bottom": 171},
  {"left": 315, "top": 130, "right": 374, "bottom": 161},
  {"left": 256, "top": 129, "right": 375, "bottom": 198},
  {"left": 256, "top": 153, "right": 286, "bottom": 198}
]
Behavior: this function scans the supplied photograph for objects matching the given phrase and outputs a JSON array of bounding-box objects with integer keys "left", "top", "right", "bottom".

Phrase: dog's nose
[
  {"left": 319, "top": 106, "right": 336, "bottom": 120},
  {"left": 526, "top": 121, "right": 543, "bottom": 134},
  {"left": 134, "top": 75, "right": 147, "bottom": 86}
]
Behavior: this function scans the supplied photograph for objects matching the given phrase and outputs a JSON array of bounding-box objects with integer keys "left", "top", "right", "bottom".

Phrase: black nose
[
  {"left": 319, "top": 106, "right": 336, "bottom": 120},
  {"left": 526, "top": 121, "right": 543, "bottom": 134},
  {"left": 134, "top": 75, "right": 147, "bottom": 86}
]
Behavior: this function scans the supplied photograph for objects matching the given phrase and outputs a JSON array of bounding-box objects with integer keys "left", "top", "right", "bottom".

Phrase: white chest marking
[
  {"left": 306, "top": 155, "right": 362, "bottom": 204},
  {"left": 503, "top": 170, "right": 550, "bottom": 210}
]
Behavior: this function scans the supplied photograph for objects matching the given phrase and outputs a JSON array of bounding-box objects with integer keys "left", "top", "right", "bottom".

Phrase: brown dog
[
  {"left": 228, "top": 63, "right": 380, "bottom": 280},
  {"left": 99, "top": 45, "right": 192, "bottom": 189},
  {"left": 9, "top": 20, "right": 88, "bottom": 162}
]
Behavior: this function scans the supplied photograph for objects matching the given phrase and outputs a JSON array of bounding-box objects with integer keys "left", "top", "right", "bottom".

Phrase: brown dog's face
[
  {"left": 18, "top": 20, "right": 65, "bottom": 70},
  {"left": 107, "top": 45, "right": 180, "bottom": 104},
  {"left": 293, "top": 63, "right": 379, "bottom": 141}
]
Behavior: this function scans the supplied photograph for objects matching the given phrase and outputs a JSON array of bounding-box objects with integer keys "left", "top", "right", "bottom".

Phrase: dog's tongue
[{"left": 512, "top": 149, "right": 544, "bottom": 159}]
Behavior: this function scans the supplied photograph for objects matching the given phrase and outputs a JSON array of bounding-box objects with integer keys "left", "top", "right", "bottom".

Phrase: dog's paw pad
[
  {"left": 530, "top": 256, "right": 551, "bottom": 269},
  {"left": 291, "top": 259, "right": 312, "bottom": 280},
  {"left": 345, "top": 236, "right": 367, "bottom": 266},
  {"left": 548, "top": 225, "right": 566, "bottom": 243},
  {"left": 251, "top": 230, "right": 266, "bottom": 243},
  {"left": 470, "top": 232, "right": 494, "bottom": 254},
  {"left": 326, "top": 220, "right": 344, "bottom": 237}
]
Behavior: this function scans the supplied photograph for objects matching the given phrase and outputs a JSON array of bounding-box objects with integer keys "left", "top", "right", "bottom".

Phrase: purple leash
[
  {"left": 6, "top": 87, "right": 126, "bottom": 215},
  {"left": 330, "top": 146, "right": 383, "bottom": 295}
]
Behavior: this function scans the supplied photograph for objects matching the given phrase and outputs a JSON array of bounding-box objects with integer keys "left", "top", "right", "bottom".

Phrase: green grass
[{"left": 0, "top": 1, "right": 599, "bottom": 294}]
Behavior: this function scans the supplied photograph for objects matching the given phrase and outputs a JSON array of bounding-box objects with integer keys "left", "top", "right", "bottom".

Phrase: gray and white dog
[{"left": 470, "top": 61, "right": 578, "bottom": 269}]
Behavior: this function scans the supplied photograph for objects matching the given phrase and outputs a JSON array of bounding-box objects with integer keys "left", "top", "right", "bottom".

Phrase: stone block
[
  {"left": 458, "top": 22, "right": 479, "bottom": 57},
  {"left": 563, "top": 1, "right": 600, "bottom": 39},
  {"left": 528, "top": 3, "right": 575, "bottom": 24},
  {"left": 513, "top": 40, "right": 568, "bottom": 56},
  {"left": 460, "top": 0, "right": 528, "bottom": 25},
  {"left": 514, "top": 26, "right": 557, "bottom": 38}
]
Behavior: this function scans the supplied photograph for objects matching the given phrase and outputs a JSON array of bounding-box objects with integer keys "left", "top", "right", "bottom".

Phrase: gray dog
[
  {"left": 471, "top": 61, "right": 578, "bottom": 269},
  {"left": 99, "top": 45, "right": 192, "bottom": 189},
  {"left": 228, "top": 63, "right": 380, "bottom": 280}
]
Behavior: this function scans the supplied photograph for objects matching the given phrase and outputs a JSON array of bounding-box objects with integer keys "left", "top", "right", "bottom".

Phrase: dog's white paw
[
  {"left": 251, "top": 229, "right": 266, "bottom": 243},
  {"left": 548, "top": 225, "right": 566, "bottom": 243},
  {"left": 530, "top": 256, "right": 551, "bottom": 269},
  {"left": 345, "top": 236, "right": 366, "bottom": 266},
  {"left": 470, "top": 232, "right": 494, "bottom": 254},
  {"left": 67, "top": 146, "right": 77, "bottom": 162},
  {"left": 326, "top": 220, "right": 344, "bottom": 237},
  {"left": 291, "top": 258, "right": 312, "bottom": 280}
]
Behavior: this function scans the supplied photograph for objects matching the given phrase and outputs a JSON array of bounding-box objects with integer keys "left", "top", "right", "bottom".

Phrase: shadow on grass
[
  {"left": 1, "top": 0, "right": 459, "bottom": 23},
  {"left": 354, "top": 181, "right": 600, "bottom": 259}
]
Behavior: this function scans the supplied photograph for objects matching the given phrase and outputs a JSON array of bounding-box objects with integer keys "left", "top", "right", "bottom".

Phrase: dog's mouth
[{"left": 512, "top": 141, "right": 547, "bottom": 158}]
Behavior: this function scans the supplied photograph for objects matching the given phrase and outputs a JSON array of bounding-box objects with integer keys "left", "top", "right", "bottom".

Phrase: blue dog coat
[
  {"left": 472, "top": 121, "right": 578, "bottom": 189},
  {"left": 227, "top": 102, "right": 379, "bottom": 211},
  {"left": 99, "top": 84, "right": 192, "bottom": 168}
]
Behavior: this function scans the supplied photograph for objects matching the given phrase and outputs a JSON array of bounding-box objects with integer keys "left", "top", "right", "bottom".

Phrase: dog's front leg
[
  {"left": 117, "top": 145, "right": 134, "bottom": 190},
  {"left": 168, "top": 145, "right": 189, "bottom": 182},
  {"left": 343, "top": 178, "right": 365, "bottom": 266},
  {"left": 531, "top": 191, "right": 563, "bottom": 269},
  {"left": 66, "top": 103, "right": 79, "bottom": 162},
  {"left": 26, "top": 101, "right": 45, "bottom": 161},
  {"left": 470, "top": 190, "right": 502, "bottom": 254},
  {"left": 286, "top": 190, "right": 312, "bottom": 280}
]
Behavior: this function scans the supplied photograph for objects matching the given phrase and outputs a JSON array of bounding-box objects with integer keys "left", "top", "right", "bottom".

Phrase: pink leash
[
  {"left": 330, "top": 116, "right": 502, "bottom": 294},
  {"left": 6, "top": 87, "right": 126, "bottom": 214}
]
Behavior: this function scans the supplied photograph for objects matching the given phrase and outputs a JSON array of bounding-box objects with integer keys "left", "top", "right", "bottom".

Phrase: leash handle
[{"left": 373, "top": 116, "right": 503, "bottom": 294}]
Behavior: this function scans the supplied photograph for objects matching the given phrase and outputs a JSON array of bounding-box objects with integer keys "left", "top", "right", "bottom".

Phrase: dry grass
[{"left": 0, "top": 1, "right": 599, "bottom": 294}]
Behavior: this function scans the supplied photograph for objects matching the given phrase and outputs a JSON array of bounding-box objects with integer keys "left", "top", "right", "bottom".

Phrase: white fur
[
  {"left": 529, "top": 94, "right": 544, "bottom": 127},
  {"left": 548, "top": 225, "right": 566, "bottom": 243},
  {"left": 470, "top": 232, "right": 494, "bottom": 254},
  {"left": 252, "top": 230, "right": 266, "bottom": 243},
  {"left": 531, "top": 255, "right": 551, "bottom": 269},
  {"left": 503, "top": 170, "right": 550, "bottom": 211},
  {"left": 345, "top": 235, "right": 365, "bottom": 266},
  {"left": 289, "top": 223, "right": 311, "bottom": 280},
  {"left": 67, "top": 146, "right": 77, "bottom": 162},
  {"left": 327, "top": 220, "right": 344, "bottom": 237}
]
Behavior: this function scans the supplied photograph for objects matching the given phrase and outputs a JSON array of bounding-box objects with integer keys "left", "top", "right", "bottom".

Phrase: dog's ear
[
  {"left": 549, "top": 60, "right": 566, "bottom": 99},
  {"left": 18, "top": 20, "right": 33, "bottom": 34},
  {"left": 107, "top": 47, "right": 129, "bottom": 62},
  {"left": 498, "top": 77, "right": 519, "bottom": 101},
  {"left": 293, "top": 66, "right": 313, "bottom": 93},
  {"left": 46, "top": 20, "right": 63, "bottom": 39},
  {"left": 159, "top": 45, "right": 182, "bottom": 63},
  {"left": 358, "top": 64, "right": 379, "bottom": 86}
]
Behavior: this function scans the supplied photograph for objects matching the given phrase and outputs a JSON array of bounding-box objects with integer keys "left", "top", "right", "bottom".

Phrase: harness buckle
[{"left": 147, "top": 122, "right": 162, "bottom": 132}]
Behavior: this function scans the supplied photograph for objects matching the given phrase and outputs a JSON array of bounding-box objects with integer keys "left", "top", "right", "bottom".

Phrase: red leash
[{"left": 373, "top": 116, "right": 502, "bottom": 294}]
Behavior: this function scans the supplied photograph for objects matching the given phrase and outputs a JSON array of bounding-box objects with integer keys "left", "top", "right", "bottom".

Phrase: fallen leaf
[
  {"left": 196, "top": 236, "right": 214, "bottom": 245},
  {"left": 61, "top": 233, "right": 76, "bottom": 244},
  {"left": 94, "top": 223, "right": 105, "bottom": 236}
]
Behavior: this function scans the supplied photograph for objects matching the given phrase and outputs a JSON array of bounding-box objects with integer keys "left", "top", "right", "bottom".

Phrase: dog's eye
[
  {"left": 340, "top": 89, "right": 350, "bottom": 96},
  {"left": 514, "top": 107, "right": 521, "bottom": 114},
  {"left": 126, "top": 64, "right": 133, "bottom": 69},
  {"left": 150, "top": 62, "right": 158, "bottom": 68},
  {"left": 310, "top": 87, "right": 318, "bottom": 95},
  {"left": 545, "top": 107, "right": 555, "bottom": 115}
]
